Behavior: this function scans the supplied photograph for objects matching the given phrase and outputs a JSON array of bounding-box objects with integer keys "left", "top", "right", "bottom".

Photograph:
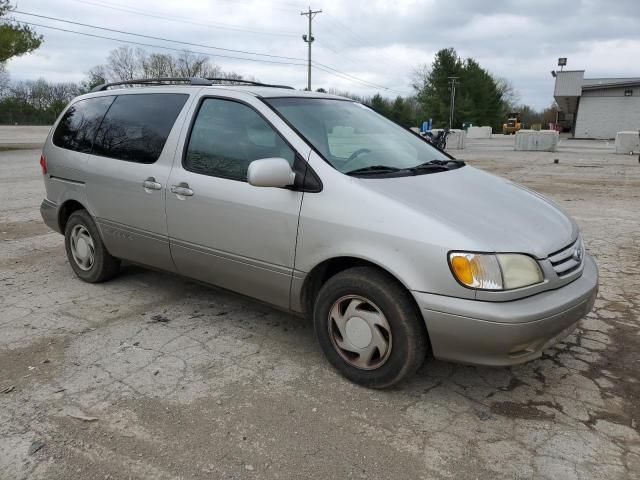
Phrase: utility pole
[
  {"left": 448, "top": 76, "right": 458, "bottom": 130},
  {"left": 301, "top": 7, "right": 322, "bottom": 91}
]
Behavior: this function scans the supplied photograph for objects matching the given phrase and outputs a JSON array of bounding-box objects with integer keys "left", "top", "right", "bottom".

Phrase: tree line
[
  {"left": 1, "top": 44, "right": 556, "bottom": 129},
  {"left": 0, "top": 46, "right": 252, "bottom": 125}
]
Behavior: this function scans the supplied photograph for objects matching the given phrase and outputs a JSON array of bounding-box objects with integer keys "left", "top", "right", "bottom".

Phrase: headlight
[{"left": 449, "top": 252, "right": 543, "bottom": 290}]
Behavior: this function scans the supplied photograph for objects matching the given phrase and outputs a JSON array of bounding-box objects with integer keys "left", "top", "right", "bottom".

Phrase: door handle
[
  {"left": 170, "top": 182, "right": 194, "bottom": 197},
  {"left": 142, "top": 177, "right": 162, "bottom": 191}
]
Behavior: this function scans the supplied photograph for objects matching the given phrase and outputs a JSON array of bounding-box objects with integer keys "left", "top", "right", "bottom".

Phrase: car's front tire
[
  {"left": 64, "top": 210, "right": 120, "bottom": 283},
  {"left": 313, "top": 267, "right": 428, "bottom": 388}
]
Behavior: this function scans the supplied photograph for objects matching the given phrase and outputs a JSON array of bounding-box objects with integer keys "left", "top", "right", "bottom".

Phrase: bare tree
[
  {"left": 411, "top": 63, "right": 430, "bottom": 94},
  {"left": 85, "top": 47, "right": 251, "bottom": 87},
  {"left": 141, "top": 53, "right": 176, "bottom": 78},
  {"left": 174, "top": 50, "right": 221, "bottom": 77},
  {"left": 105, "top": 46, "right": 141, "bottom": 81},
  {"left": 9, "top": 78, "right": 81, "bottom": 111},
  {"left": 81, "top": 65, "right": 108, "bottom": 92},
  {"left": 494, "top": 76, "right": 520, "bottom": 113}
]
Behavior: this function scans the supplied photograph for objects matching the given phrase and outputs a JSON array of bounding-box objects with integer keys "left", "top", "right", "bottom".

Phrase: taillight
[{"left": 39, "top": 153, "right": 47, "bottom": 175}]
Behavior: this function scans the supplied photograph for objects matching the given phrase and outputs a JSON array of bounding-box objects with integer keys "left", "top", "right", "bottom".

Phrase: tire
[
  {"left": 64, "top": 209, "right": 120, "bottom": 283},
  {"left": 313, "top": 267, "right": 428, "bottom": 388}
]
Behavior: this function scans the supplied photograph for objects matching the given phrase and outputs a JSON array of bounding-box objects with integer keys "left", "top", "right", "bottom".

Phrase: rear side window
[
  {"left": 52, "top": 96, "right": 114, "bottom": 153},
  {"left": 92, "top": 93, "right": 188, "bottom": 164},
  {"left": 184, "top": 98, "right": 294, "bottom": 181}
]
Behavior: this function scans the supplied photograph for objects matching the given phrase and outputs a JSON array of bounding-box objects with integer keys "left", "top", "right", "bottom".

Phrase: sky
[{"left": 4, "top": 0, "right": 640, "bottom": 110}]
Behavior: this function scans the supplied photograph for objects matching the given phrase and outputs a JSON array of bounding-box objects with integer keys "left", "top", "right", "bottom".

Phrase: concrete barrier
[
  {"left": 430, "top": 129, "right": 466, "bottom": 150},
  {"left": 514, "top": 130, "right": 558, "bottom": 152},
  {"left": 614, "top": 131, "right": 640, "bottom": 154},
  {"left": 0, "top": 125, "right": 51, "bottom": 148},
  {"left": 467, "top": 126, "right": 492, "bottom": 139}
]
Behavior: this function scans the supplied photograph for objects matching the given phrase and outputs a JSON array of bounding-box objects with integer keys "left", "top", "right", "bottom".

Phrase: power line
[
  {"left": 316, "top": 14, "right": 408, "bottom": 70},
  {"left": 311, "top": 14, "right": 412, "bottom": 94},
  {"left": 68, "top": 0, "right": 300, "bottom": 37},
  {"left": 4, "top": 14, "right": 410, "bottom": 95},
  {"left": 13, "top": 11, "right": 306, "bottom": 62},
  {"left": 318, "top": 42, "right": 366, "bottom": 72},
  {"left": 1, "top": 19, "right": 306, "bottom": 66},
  {"left": 312, "top": 62, "right": 410, "bottom": 96},
  {"left": 322, "top": 12, "right": 373, "bottom": 50},
  {"left": 62, "top": 1, "right": 409, "bottom": 95}
]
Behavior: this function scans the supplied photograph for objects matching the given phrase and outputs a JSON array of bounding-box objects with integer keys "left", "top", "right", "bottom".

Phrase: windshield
[{"left": 265, "top": 98, "right": 456, "bottom": 175}]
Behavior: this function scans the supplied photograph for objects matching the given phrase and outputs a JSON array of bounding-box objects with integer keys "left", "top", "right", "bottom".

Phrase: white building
[{"left": 553, "top": 70, "right": 640, "bottom": 139}]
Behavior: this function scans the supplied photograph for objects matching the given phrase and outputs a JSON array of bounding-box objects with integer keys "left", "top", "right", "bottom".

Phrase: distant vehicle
[
  {"left": 503, "top": 112, "right": 522, "bottom": 135},
  {"left": 423, "top": 128, "right": 450, "bottom": 150},
  {"left": 39, "top": 77, "right": 598, "bottom": 388}
]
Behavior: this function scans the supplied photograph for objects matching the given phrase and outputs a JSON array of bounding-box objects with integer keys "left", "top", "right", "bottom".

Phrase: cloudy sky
[{"left": 4, "top": 0, "right": 640, "bottom": 109}]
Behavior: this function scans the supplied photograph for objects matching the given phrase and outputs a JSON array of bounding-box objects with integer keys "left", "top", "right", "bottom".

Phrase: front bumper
[
  {"left": 40, "top": 198, "right": 61, "bottom": 233},
  {"left": 413, "top": 254, "right": 599, "bottom": 366}
]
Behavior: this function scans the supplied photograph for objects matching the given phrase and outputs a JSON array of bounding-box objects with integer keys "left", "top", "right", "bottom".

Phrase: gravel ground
[{"left": 0, "top": 133, "right": 639, "bottom": 479}]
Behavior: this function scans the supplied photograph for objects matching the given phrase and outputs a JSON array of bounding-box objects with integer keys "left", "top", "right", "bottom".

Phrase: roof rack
[
  {"left": 91, "top": 77, "right": 294, "bottom": 92},
  {"left": 204, "top": 77, "right": 294, "bottom": 89}
]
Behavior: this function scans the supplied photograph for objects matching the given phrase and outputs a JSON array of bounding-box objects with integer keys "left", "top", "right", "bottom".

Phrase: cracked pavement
[{"left": 1, "top": 131, "right": 639, "bottom": 479}]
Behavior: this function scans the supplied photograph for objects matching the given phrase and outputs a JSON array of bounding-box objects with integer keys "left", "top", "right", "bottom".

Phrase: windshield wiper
[
  {"left": 408, "top": 159, "right": 465, "bottom": 172},
  {"left": 345, "top": 165, "right": 403, "bottom": 176}
]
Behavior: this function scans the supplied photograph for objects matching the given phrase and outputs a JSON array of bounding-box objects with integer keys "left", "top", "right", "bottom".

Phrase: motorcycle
[{"left": 422, "top": 129, "right": 450, "bottom": 150}]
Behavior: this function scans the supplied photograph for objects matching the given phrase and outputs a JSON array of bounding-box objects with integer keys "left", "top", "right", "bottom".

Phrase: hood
[{"left": 359, "top": 166, "right": 578, "bottom": 259}]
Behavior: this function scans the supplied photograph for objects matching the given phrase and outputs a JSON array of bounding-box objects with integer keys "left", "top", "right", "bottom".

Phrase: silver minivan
[{"left": 40, "top": 78, "right": 598, "bottom": 388}]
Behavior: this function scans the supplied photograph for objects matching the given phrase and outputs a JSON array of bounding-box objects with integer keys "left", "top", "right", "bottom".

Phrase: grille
[{"left": 548, "top": 238, "right": 583, "bottom": 277}]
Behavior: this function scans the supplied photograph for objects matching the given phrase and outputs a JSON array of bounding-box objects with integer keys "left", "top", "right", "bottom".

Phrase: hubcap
[
  {"left": 328, "top": 295, "right": 392, "bottom": 370},
  {"left": 70, "top": 224, "right": 95, "bottom": 271}
]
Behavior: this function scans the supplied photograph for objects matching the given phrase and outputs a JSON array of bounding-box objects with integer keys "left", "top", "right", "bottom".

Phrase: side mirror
[{"left": 247, "top": 158, "right": 296, "bottom": 188}]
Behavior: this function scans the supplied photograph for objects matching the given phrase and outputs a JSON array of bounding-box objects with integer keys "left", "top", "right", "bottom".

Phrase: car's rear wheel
[
  {"left": 64, "top": 210, "right": 120, "bottom": 283},
  {"left": 313, "top": 267, "right": 428, "bottom": 388}
]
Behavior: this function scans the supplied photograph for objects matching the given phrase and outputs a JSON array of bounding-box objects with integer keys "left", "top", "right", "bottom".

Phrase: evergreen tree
[
  {"left": 414, "top": 48, "right": 462, "bottom": 128},
  {"left": 0, "top": 1, "right": 42, "bottom": 63},
  {"left": 414, "top": 48, "right": 507, "bottom": 130}
]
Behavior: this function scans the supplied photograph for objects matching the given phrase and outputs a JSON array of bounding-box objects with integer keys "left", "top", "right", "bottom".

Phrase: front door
[{"left": 166, "top": 96, "right": 307, "bottom": 309}]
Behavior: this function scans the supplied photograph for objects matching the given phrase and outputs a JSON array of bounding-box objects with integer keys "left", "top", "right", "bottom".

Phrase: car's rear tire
[
  {"left": 313, "top": 267, "right": 428, "bottom": 388},
  {"left": 64, "top": 210, "right": 120, "bottom": 283}
]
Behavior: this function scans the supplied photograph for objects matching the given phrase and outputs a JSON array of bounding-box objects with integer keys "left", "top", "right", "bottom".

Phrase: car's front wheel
[
  {"left": 313, "top": 267, "right": 428, "bottom": 388},
  {"left": 64, "top": 210, "right": 120, "bottom": 283}
]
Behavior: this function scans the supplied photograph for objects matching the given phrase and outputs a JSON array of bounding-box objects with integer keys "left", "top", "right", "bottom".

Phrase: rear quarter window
[
  {"left": 92, "top": 93, "right": 188, "bottom": 164},
  {"left": 52, "top": 96, "right": 115, "bottom": 153}
]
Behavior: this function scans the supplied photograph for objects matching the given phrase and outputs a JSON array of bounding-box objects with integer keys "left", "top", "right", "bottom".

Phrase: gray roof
[
  {"left": 554, "top": 70, "right": 640, "bottom": 97},
  {"left": 582, "top": 77, "right": 640, "bottom": 90}
]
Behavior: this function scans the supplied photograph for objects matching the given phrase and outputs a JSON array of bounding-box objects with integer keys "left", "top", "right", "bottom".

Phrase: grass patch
[{"left": 0, "top": 145, "right": 42, "bottom": 152}]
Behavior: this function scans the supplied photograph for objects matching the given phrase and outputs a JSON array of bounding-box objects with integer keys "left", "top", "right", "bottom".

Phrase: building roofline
[
  {"left": 584, "top": 77, "right": 640, "bottom": 81},
  {"left": 582, "top": 80, "right": 640, "bottom": 90}
]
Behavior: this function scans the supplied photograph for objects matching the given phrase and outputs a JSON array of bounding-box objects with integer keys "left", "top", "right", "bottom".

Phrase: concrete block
[
  {"left": 467, "top": 126, "right": 492, "bottom": 139},
  {"left": 0, "top": 125, "right": 51, "bottom": 147},
  {"left": 614, "top": 131, "right": 640, "bottom": 154},
  {"left": 430, "top": 129, "right": 466, "bottom": 149},
  {"left": 514, "top": 130, "right": 558, "bottom": 152}
]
